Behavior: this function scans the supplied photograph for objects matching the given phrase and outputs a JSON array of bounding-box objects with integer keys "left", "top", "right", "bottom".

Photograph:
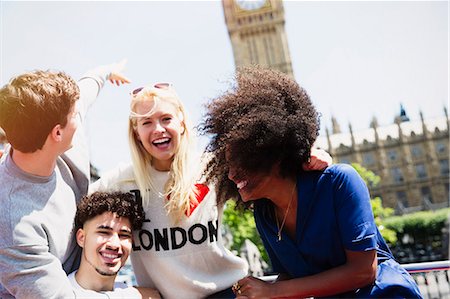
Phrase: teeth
[
  {"left": 153, "top": 138, "right": 170, "bottom": 144},
  {"left": 236, "top": 181, "right": 247, "bottom": 189},
  {"left": 102, "top": 253, "right": 119, "bottom": 259}
]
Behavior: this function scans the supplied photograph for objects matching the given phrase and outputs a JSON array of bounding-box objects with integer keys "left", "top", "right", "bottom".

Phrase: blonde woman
[{"left": 90, "top": 83, "right": 330, "bottom": 298}]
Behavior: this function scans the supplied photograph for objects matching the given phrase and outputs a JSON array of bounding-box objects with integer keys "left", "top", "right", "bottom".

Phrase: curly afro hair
[
  {"left": 199, "top": 67, "right": 320, "bottom": 205},
  {"left": 75, "top": 191, "right": 145, "bottom": 231}
]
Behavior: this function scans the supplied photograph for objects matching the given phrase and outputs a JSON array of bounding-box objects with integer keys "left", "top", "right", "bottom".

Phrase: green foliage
[
  {"left": 351, "top": 163, "right": 397, "bottom": 244},
  {"left": 383, "top": 208, "right": 450, "bottom": 241},
  {"left": 351, "top": 163, "right": 381, "bottom": 188},
  {"left": 371, "top": 197, "right": 397, "bottom": 244},
  {"left": 222, "top": 200, "right": 269, "bottom": 262}
]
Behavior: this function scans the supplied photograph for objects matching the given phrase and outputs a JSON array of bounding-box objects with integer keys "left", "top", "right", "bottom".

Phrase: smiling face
[
  {"left": 76, "top": 212, "right": 132, "bottom": 277},
  {"left": 228, "top": 165, "right": 274, "bottom": 202},
  {"left": 226, "top": 148, "right": 278, "bottom": 202},
  {"left": 133, "top": 99, "right": 185, "bottom": 171}
]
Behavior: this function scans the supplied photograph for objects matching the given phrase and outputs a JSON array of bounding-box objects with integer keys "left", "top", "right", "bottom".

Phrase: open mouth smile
[
  {"left": 99, "top": 250, "right": 122, "bottom": 265},
  {"left": 152, "top": 137, "right": 171, "bottom": 148},
  {"left": 236, "top": 180, "right": 248, "bottom": 190}
]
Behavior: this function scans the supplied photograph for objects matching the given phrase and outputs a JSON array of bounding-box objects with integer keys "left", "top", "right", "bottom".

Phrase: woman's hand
[{"left": 233, "top": 276, "right": 273, "bottom": 299}]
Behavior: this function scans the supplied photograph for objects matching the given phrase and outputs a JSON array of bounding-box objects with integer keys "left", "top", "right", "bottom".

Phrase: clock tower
[{"left": 222, "top": 0, "right": 294, "bottom": 77}]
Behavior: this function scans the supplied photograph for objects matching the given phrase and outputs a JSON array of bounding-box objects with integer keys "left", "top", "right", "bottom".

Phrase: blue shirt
[{"left": 254, "top": 164, "right": 421, "bottom": 298}]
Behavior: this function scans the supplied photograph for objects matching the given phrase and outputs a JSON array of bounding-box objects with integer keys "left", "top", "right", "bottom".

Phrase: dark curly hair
[
  {"left": 199, "top": 67, "right": 320, "bottom": 206},
  {"left": 75, "top": 192, "right": 145, "bottom": 231}
]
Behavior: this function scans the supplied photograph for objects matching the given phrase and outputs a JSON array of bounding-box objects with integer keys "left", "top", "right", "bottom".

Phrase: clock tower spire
[{"left": 222, "top": 0, "right": 294, "bottom": 77}]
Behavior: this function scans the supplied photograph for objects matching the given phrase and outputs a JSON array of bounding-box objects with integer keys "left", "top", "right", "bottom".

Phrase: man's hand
[
  {"left": 303, "top": 147, "right": 332, "bottom": 171},
  {"left": 108, "top": 59, "right": 131, "bottom": 86}
]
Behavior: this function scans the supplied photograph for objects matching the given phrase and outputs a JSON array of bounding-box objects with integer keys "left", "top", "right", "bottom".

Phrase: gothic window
[
  {"left": 410, "top": 145, "right": 423, "bottom": 158},
  {"left": 435, "top": 142, "right": 447, "bottom": 154},
  {"left": 362, "top": 153, "right": 374, "bottom": 166},
  {"left": 387, "top": 150, "right": 398, "bottom": 162},
  {"left": 415, "top": 163, "right": 427, "bottom": 179},
  {"left": 439, "top": 159, "right": 449, "bottom": 176},
  {"left": 391, "top": 167, "right": 404, "bottom": 183},
  {"left": 421, "top": 186, "right": 433, "bottom": 203},
  {"left": 396, "top": 191, "right": 409, "bottom": 208}
]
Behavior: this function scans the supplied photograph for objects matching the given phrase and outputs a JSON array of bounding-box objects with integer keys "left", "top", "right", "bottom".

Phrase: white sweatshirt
[{"left": 90, "top": 164, "right": 248, "bottom": 299}]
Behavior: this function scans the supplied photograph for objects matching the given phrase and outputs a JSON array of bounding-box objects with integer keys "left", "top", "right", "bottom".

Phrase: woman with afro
[{"left": 200, "top": 67, "right": 422, "bottom": 298}]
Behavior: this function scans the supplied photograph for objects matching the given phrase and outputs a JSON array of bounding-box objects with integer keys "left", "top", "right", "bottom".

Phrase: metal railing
[
  {"left": 117, "top": 260, "right": 450, "bottom": 298},
  {"left": 403, "top": 260, "right": 450, "bottom": 299},
  {"left": 259, "top": 261, "right": 450, "bottom": 299}
]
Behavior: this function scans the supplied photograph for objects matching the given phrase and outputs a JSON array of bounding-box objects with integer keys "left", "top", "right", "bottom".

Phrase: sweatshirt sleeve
[
  {"left": 76, "top": 64, "right": 115, "bottom": 121},
  {"left": 62, "top": 63, "right": 118, "bottom": 197},
  {"left": 0, "top": 241, "right": 75, "bottom": 299},
  {"left": 89, "top": 163, "right": 135, "bottom": 194}
]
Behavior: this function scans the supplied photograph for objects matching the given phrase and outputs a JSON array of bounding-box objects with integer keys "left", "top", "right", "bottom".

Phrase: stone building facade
[
  {"left": 222, "top": 1, "right": 449, "bottom": 215},
  {"left": 315, "top": 108, "right": 450, "bottom": 214}
]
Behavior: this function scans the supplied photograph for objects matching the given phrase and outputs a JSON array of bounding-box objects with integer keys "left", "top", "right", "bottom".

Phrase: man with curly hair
[
  {"left": 200, "top": 67, "right": 421, "bottom": 298},
  {"left": 70, "top": 191, "right": 160, "bottom": 298}
]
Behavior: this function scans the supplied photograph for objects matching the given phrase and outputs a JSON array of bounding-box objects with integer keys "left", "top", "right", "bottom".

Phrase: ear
[
  {"left": 50, "top": 124, "right": 63, "bottom": 142},
  {"left": 76, "top": 228, "right": 85, "bottom": 248},
  {"left": 180, "top": 122, "right": 185, "bottom": 135}
]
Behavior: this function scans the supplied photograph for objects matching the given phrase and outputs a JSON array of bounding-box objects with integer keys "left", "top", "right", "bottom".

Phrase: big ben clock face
[{"left": 235, "top": 0, "right": 268, "bottom": 11}]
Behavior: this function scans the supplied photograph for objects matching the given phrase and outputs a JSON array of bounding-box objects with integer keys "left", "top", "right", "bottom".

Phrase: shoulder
[
  {"left": 103, "top": 162, "right": 135, "bottom": 179},
  {"left": 111, "top": 285, "right": 141, "bottom": 298},
  {"left": 67, "top": 271, "right": 78, "bottom": 287},
  {"left": 323, "top": 163, "right": 358, "bottom": 176},
  {"left": 299, "top": 164, "right": 366, "bottom": 197},
  {"left": 321, "top": 164, "right": 362, "bottom": 185},
  {"left": 90, "top": 162, "right": 136, "bottom": 193}
]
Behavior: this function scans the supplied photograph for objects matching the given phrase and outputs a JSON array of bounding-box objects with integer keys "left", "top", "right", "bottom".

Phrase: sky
[{"left": 1, "top": 0, "right": 448, "bottom": 174}]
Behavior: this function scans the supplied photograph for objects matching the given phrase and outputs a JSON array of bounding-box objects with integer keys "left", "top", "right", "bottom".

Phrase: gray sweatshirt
[{"left": 0, "top": 66, "right": 113, "bottom": 299}]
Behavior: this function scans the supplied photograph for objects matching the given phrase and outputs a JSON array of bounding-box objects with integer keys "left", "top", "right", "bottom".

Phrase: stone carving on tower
[{"left": 222, "top": 0, "right": 294, "bottom": 76}]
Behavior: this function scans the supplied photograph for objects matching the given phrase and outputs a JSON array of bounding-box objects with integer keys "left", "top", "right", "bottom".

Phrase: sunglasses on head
[
  {"left": 131, "top": 82, "right": 172, "bottom": 96},
  {"left": 129, "top": 82, "right": 174, "bottom": 119}
]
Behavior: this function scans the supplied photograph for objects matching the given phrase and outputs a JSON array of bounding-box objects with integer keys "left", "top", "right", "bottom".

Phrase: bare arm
[{"left": 236, "top": 249, "right": 377, "bottom": 299}]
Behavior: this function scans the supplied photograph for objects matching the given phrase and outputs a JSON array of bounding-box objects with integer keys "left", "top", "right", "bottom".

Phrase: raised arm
[{"left": 77, "top": 59, "right": 131, "bottom": 120}]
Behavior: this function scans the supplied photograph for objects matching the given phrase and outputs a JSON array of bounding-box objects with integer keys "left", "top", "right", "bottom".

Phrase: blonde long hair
[{"left": 128, "top": 86, "right": 198, "bottom": 221}]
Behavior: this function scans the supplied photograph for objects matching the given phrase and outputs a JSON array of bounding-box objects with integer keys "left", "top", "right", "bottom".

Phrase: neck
[
  {"left": 75, "top": 262, "right": 116, "bottom": 292},
  {"left": 152, "top": 158, "right": 173, "bottom": 172},
  {"left": 11, "top": 148, "right": 57, "bottom": 177},
  {"left": 268, "top": 176, "right": 297, "bottom": 210}
]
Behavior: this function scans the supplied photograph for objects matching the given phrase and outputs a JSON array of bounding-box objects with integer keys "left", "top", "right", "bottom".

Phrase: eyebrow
[
  {"left": 121, "top": 229, "right": 132, "bottom": 234},
  {"left": 96, "top": 225, "right": 132, "bottom": 234},
  {"left": 97, "top": 225, "right": 113, "bottom": 230}
]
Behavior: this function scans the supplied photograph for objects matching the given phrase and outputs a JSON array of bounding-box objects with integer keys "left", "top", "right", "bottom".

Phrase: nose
[
  {"left": 107, "top": 233, "right": 121, "bottom": 249},
  {"left": 228, "top": 165, "right": 237, "bottom": 181},
  {"left": 153, "top": 121, "right": 166, "bottom": 134}
]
